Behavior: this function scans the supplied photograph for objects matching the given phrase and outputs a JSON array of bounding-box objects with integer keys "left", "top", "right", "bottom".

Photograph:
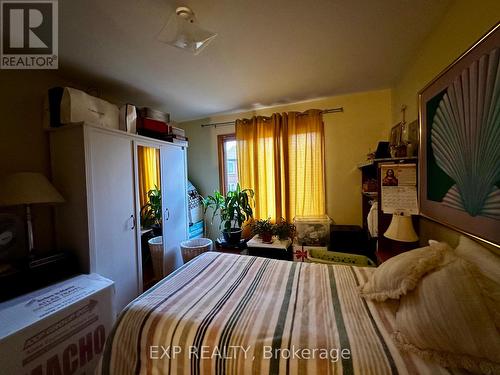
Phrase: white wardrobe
[{"left": 49, "top": 123, "right": 188, "bottom": 313}]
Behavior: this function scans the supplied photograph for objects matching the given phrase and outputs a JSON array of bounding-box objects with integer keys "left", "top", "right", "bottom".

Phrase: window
[
  {"left": 227, "top": 160, "right": 236, "bottom": 174},
  {"left": 217, "top": 134, "right": 239, "bottom": 194}
]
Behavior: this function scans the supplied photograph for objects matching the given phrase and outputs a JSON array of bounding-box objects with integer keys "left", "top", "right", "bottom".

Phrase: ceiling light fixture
[{"left": 157, "top": 6, "right": 217, "bottom": 55}]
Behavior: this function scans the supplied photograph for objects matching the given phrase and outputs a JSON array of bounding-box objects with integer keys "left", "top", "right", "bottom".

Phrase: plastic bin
[
  {"left": 180, "top": 238, "right": 213, "bottom": 263},
  {"left": 148, "top": 236, "right": 163, "bottom": 279},
  {"left": 294, "top": 215, "right": 331, "bottom": 246}
]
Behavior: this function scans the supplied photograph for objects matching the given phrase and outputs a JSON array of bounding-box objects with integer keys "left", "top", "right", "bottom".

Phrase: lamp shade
[
  {"left": 157, "top": 6, "right": 217, "bottom": 55},
  {"left": 384, "top": 213, "right": 418, "bottom": 242},
  {"left": 0, "top": 172, "right": 64, "bottom": 206}
]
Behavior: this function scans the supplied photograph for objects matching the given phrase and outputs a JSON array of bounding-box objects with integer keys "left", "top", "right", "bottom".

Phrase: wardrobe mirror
[{"left": 137, "top": 145, "right": 162, "bottom": 289}]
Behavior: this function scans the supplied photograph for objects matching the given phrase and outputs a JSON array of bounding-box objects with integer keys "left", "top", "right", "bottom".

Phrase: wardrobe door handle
[
  {"left": 165, "top": 208, "right": 170, "bottom": 221},
  {"left": 130, "top": 214, "right": 135, "bottom": 230}
]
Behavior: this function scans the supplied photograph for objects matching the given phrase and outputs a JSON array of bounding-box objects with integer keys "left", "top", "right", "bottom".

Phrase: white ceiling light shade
[{"left": 157, "top": 6, "right": 217, "bottom": 55}]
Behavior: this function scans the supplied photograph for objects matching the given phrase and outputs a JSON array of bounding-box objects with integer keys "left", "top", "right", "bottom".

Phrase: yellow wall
[
  {"left": 0, "top": 70, "right": 118, "bottom": 252},
  {"left": 180, "top": 89, "right": 392, "bottom": 237},
  {"left": 0, "top": 71, "right": 73, "bottom": 252},
  {"left": 391, "top": 0, "right": 500, "bottom": 247},
  {"left": 392, "top": 0, "right": 500, "bottom": 122}
]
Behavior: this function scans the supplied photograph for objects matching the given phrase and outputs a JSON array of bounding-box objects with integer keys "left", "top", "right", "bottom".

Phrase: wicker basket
[
  {"left": 148, "top": 236, "right": 163, "bottom": 279},
  {"left": 180, "top": 238, "right": 213, "bottom": 263}
]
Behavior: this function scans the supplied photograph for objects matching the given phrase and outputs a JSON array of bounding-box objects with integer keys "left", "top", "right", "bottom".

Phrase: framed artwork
[
  {"left": 389, "top": 123, "right": 402, "bottom": 146},
  {"left": 419, "top": 23, "right": 500, "bottom": 247}
]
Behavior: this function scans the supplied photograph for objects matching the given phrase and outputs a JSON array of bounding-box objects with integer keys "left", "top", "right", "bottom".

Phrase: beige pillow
[
  {"left": 454, "top": 235, "right": 500, "bottom": 328},
  {"left": 454, "top": 235, "right": 500, "bottom": 281},
  {"left": 393, "top": 255, "right": 500, "bottom": 374},
  {"left": 359, "top": 242, "right": 450, "bottom": 301}
]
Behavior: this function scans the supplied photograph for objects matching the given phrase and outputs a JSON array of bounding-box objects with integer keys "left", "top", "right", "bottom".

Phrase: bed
[{"left": 98, "top": 252, "right": 458, "bottom": 374}]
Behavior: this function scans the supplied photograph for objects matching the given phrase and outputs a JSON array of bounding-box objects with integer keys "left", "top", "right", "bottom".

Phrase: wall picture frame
[
  {"left": 389, "top": 123, "right": 402, "bottom": 146},
  {"left": 419, "top": 23, "right": 500, "bottom": 247}
]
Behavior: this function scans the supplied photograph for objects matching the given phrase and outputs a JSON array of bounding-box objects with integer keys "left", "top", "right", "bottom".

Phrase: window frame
[{"left": 217, "top": 133, "right": 237, "bottom": 195}]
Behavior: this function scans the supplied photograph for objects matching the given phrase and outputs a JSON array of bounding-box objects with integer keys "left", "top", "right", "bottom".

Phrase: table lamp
[
  {"left": 384, "top": 211, "right": 418, "bottom": 242},
  {"left": 0, "top": 172, "right": 64, "bottom": 254}
]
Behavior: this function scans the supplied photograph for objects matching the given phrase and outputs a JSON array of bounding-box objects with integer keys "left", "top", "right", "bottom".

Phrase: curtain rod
[{"left": 200, "top": 107, "right": 344, "bottom": 128}]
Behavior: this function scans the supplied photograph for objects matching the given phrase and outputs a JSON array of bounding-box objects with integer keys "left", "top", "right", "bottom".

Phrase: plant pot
[
  {"left": 260, "top": 232, "right": 273, "bottom": 243},
  {"left": 222, "top": 228, "right": 242, "bottom": 245}
]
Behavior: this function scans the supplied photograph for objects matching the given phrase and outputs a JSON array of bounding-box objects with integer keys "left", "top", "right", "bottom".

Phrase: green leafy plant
[
  {"left": 250, "top": 217, "right": 295, "bottom": 242},
  {"left": 251, "top": 218, "right": 274, "bottom": 243},
  {"left": 203, "top": 184, "right": 254, "bottom": 232},
  {"left": 251, "top": 218, "right": 274, "bottom": 236},
  {"left": 274, "top": 217, "right": 296, "bottom": 240},
  {"left": 140, "top": 186, "right": 162, "bottom": 228}
]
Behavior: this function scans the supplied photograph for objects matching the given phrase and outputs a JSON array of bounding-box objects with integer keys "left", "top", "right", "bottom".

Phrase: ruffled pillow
[
  {"left": 359, "top": 242, "right": 451, "bottom": 301},
  {"left": 454, "top": 235, "right": 500, "bottom": 328},
  {"left": 393, "top": 254, "right": 500, "bottom": 374}
]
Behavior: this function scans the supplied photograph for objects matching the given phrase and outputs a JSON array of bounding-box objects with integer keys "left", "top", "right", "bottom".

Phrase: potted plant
[
  {"left": 141, "top": 186, "right": 162, "bottom": 236},
  {"left": 203, "top": 184, "right": 254, "bottom": 245},
  {"left": 251, "top": 218, "right": 274, "bottom": 243},
  {"left": 274, "top": 217, "right": 296, "bottom": 241}
]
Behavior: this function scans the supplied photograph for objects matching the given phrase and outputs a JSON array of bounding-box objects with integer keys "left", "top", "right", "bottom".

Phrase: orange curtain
[
  {"left": 137, "top": 146, "right": 161, "bottom": 209},
  {"left": 235, "top": 109, "right": 325, "bottom": 221}
]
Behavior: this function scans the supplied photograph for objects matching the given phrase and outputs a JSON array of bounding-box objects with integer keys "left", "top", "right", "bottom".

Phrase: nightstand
[
  {"left": 376, "top": 241, "right": 419, "bottom": 264},
  {"left": 247, "top": 236, "right": 293, "bottom": 261},
  {"left": 376, "top": 248, "right": 403, "bottom": 264}
]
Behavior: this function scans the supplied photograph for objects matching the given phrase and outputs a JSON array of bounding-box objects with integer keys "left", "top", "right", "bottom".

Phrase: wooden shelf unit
[{"left": 358, "top": 157, "right": 419, "bottom": 263}]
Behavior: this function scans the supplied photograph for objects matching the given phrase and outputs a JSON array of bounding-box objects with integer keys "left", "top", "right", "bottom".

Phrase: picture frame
[
  {"left": 389, "top": 123, "right": 402, "bottom": 146},
  {"left": 419, "top": 23, "right": 500, "bottom": 247},
  {"left": 389, "top": 123, "right": 408, "bottom": 157},
  {"left": 400, "top": 120, "right": 419, "bottom": 157}
]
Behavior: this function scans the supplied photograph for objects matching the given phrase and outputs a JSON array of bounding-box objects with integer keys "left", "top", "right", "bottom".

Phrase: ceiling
[{"left": 59, "top": 0, "right": 451, "bottom": 121}]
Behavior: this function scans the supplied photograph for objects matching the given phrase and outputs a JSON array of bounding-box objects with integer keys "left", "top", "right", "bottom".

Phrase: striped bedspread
[{"left": 99, "top": 253, "right": 454, "bottom": 374}]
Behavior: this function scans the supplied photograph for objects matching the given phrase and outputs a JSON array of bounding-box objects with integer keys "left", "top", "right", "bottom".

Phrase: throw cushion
[
  {"left": 393, "top": 255, "right": 500, "bottom": 374},
  {"left": 359, "top": 242, "right": 450, "bottom": 301}
]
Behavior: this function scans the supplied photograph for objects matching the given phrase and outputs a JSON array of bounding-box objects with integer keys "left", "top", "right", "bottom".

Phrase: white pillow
[
  {"left": 454, "top": 235, "right": 500, "bottom": 328},
  {"left": 393, "top": 254, "right": 500, "bottom": 374},
  {"left": 454, "top": 235, "right": 500, "bottom": 282},
  {"left": 359, "top": 242, "right": 451, "bottom": 301}
]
